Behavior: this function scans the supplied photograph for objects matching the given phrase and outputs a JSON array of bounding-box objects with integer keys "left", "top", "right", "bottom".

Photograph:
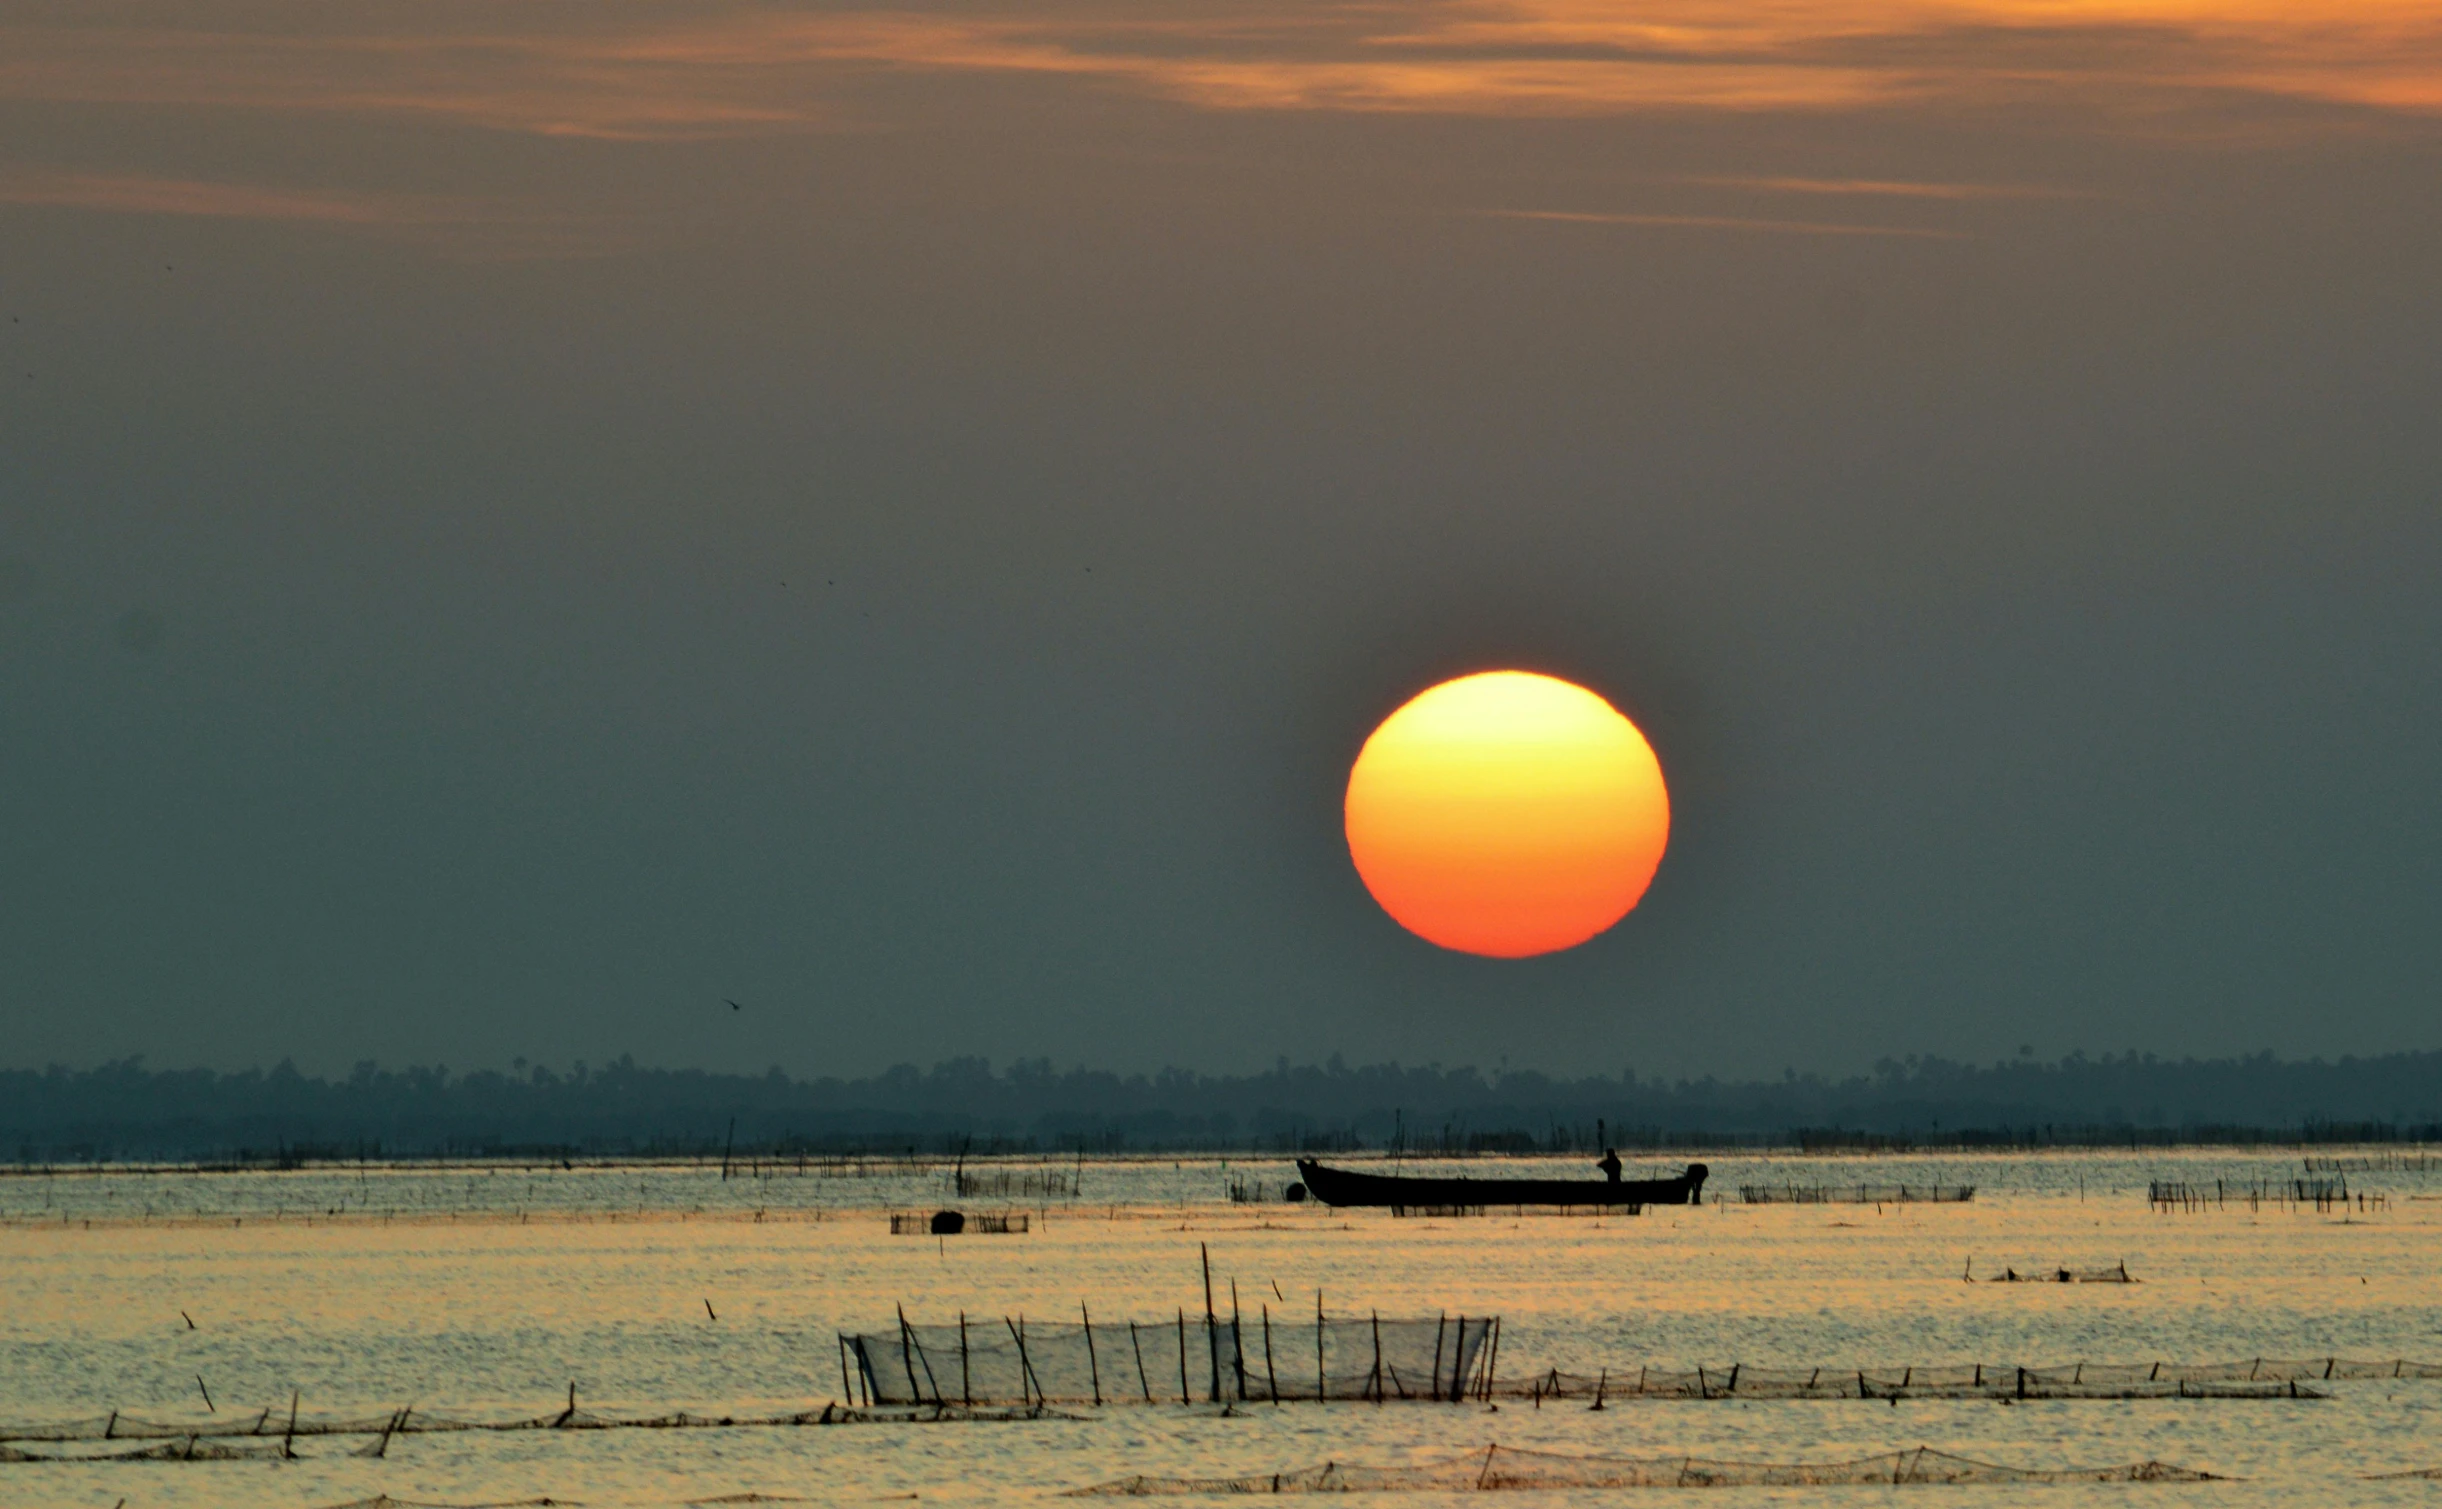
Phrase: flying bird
[{"left": 725, "top": 999, "right": 742, "bottom": 1011}]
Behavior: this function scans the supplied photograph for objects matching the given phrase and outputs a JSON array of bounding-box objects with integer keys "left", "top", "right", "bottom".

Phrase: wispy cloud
[
  {"left": 1682, "top": 176, "right": 2088, "bottom": 200},
  {"left": 1479, "top": 207, "right": 1970, "bottom": 238},
  {"left": 0, "top": 0, "right": 2437, "bottom": 142},
  {"left": 0, "top": 169, "right": 614, "bottom": 258}
]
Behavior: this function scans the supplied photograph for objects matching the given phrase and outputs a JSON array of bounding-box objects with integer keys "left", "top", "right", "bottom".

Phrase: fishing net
[
  {"left": 1738, "top": 1184, "right": 1975, "bottom": 1204},
  {"left": 0, "top": 1437, "right": 293, "bottom": 1462},
  {"left": 1065, "top": 1444, "right": 2228, "bottom": 1494},
  {"left": 1491, "top": 1359, "right": 2361, "bottom": 1402},
  {"left": 843, "top": 1314, "right": 1494, "bottom": 1406},
  {"left": 0, "top": 1401, "right": 1066, "bottom": 1458},
  {"left": 309, "top": 1500, "right": 572, "bottom": 1509},
  {"left": 1, "top": 1348, "right": 2406, "bottom": 1457}
]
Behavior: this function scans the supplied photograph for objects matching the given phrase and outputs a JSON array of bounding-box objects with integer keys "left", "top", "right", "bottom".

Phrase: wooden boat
[{"left": 1293, "top": 1158, "right": 1707, "bottom": 1212}]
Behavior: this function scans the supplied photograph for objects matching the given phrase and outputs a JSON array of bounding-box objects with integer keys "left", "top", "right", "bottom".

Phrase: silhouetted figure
[{"left": 1598, "top": 1148, "right": 1622, "bottom": 1183}]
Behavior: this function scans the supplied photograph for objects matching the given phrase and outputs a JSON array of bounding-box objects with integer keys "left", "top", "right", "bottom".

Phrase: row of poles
[{"left": 839, "top": 1243, "right": 1501, "bottom": 1407}]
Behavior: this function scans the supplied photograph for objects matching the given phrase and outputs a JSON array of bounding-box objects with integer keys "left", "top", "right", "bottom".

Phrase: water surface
[{"left": 3, "top": 1149, "right": 2437, "bottom": 1505}]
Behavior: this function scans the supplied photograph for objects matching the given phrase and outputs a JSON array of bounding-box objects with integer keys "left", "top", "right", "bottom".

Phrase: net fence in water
[
  {"left": 1064, "top": 1444, "right": 2229, "bottom": 1494},
  {"left": 1, "top": 1349, "right": 2406, "bottom": 1456},
  {"left": 0, "top": 1399, "right": 903, "bottom": 1461},
  {"left": 843, "top": 1312, "right": 1496, "bottom": 1406},
  {"left": 834, "top": 1322, "right": 2434, "bottom": 1407},
  {"left": 1493, "top": 1357, "right": 2392, "bottom": 1402},
  {"left": 1738, "top": 1184, "right": 1975, "bottom": 1204}
]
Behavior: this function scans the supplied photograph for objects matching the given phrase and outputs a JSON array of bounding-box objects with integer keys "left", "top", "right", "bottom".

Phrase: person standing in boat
[{"left": 1597, "top": 1148, "right": 1622, "bottom": 1183}]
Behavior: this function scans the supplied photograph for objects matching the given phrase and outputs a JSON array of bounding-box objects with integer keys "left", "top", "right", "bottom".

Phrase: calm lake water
[{"left": 3, "top": 1149, "right": 2437, "bottom": 1506}]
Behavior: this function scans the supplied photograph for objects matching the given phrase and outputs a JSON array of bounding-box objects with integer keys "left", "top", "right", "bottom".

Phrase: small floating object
[{"left": 1982, "top": 1260, "right": 2134, "bottom": 1283}]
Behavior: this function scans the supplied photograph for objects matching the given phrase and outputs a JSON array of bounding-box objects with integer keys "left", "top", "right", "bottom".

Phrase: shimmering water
[{"left": 3, "top": 1150, "right": 2437, "bottom": 1506}]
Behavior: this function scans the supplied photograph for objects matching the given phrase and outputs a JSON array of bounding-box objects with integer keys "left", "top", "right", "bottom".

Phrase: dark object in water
[
  {"left": 890, "top": 1209, "right": 1028, "bottom": 1235},
  {"left": 1987, "top": 1260, "right": 2133, "bottom": 1283},
  {"left": 1284, "top": 1182, "right": 1308, "bottom": 1203},
  {"left": 1294, "top": 1159, "right": 1706, "bottom": 1211}
]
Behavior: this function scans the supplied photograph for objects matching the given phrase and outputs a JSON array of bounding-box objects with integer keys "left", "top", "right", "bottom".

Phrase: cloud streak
[
  {"left": 0, "top": 169, "right": 613, "bottom": 257},
  {"left": 1479, "top": 207, "right": 1971, "bottom": 238},
  {"left": 0, "top": 0, "right": 2436, "bottom": 144},
  {"left": 1683, "top": 176, "right": 2089, "bottom": 200}
]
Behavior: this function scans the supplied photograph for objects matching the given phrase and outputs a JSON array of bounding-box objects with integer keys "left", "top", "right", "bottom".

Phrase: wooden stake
[
  {"left": 1006, "top": 1315, "right": 1040, "bottom": 1407},
  {"left": 1229, "top": 1280, "right": 1247, "bottom": 1401},
  {"left": 897, "top": 1304, "right": 921, "bottom": 1404},
  {"left": 1262, "top": 1303, "right": 1279, "bottom": 1405},
  {"left": 1081, "top": 1302, "right": 1102, "bottom": 1406},
  {"left": 1201, "top": 1244, "right": 1220, "bottom": 1402}
]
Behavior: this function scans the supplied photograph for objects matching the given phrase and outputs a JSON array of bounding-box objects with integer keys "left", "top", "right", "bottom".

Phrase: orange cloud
[
  {"left": 1480, "top": 207, "right": 1971, "bottom": 237},
  {"left": 0, "top": 0, "right": 2434, "bottom": 142},
  {"left": 1683, "top": 176, "right": 2089, "bottom": 199}
]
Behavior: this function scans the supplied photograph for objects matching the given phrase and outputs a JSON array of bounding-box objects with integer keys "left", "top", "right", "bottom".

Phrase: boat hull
[{"left": 1294, "top": 1159, "right": 1707, "bottom": 1211}]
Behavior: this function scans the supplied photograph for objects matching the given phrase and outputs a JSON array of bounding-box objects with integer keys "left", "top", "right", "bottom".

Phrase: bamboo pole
[
  {"left": 1006, "top": 1315, "right": 1041, "bottom": 1407},
  {"left": 1229, "top": 1280, "right": 1248, "bottom": 1401},
  {"left": 1201, "top": 1244, "right": 1221, "bottom": 1403},
  {"left": 1129, "top": 1320, "right": 1152, "bottom": 1402},
  {"left": 1261, "top": 1303, "right": 1279, "bottom": 1405},
  {"left": 1449, "top": 1317, "right": 1465, "bottom": 1404},
  {"left": 896, "top": 1305, "right": 921, "bottom": 1404},
  {"left": 1082, "top": 1302, "right": 1102, "bottom": 1406}
]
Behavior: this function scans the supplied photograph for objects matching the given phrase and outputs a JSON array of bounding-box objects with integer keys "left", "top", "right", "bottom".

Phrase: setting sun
[{"left": 1344, "top": 671, "right": 1670, "bottom": 958}]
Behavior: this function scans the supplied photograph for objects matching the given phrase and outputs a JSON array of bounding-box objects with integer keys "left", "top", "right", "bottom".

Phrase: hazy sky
[{"left": 2, "top": 0, "right": 2438, "bottom": 1079}]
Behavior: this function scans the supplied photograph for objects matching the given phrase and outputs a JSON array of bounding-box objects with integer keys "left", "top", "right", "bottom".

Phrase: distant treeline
[{"left": 5, "top": 1051, "right": 2441, "bottom": 1162}]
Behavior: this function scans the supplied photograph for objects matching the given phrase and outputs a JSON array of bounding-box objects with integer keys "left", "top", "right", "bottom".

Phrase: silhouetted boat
[{"left": 1294, "top": 1158, "right": 1707, "bottom": 1212}]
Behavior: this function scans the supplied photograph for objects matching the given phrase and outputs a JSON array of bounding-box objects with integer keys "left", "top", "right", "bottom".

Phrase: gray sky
[{"left": 2, "top": 0, "right": 2439, "bottom": 1079}]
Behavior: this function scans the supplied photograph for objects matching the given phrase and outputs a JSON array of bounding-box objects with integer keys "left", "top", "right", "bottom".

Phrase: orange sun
[{"left": 1344, "top": 670, "right": 1670, "bottom": 958}]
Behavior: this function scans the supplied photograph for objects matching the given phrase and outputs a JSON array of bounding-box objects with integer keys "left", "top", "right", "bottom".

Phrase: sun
[{"left": 1344, "top": 670, "right": 1670, "bottom": 958}]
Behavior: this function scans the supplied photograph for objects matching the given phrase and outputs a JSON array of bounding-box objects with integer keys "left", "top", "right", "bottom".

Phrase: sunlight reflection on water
[{"left": 3, "top": 1150, "right": 2439, "bottom": 1506}]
